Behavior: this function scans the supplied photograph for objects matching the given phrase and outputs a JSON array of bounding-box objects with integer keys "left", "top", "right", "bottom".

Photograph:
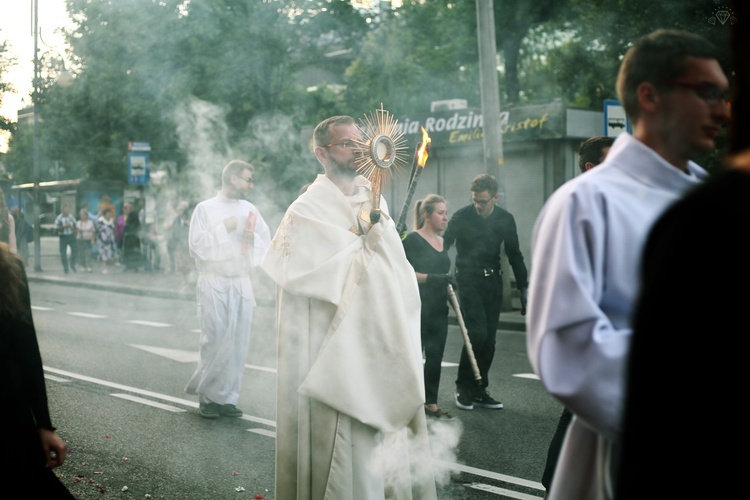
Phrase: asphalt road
[{"left": 29, "top": 279, "right": 560, "bottom": 499}]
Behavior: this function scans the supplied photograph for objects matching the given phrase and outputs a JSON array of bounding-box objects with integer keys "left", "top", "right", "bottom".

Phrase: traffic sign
[
  {"left": 603, "top": 99, "right": 632, "bottom": 137},
  {"left": 128, "top": 152, "right": 150, "bottom": 185}
]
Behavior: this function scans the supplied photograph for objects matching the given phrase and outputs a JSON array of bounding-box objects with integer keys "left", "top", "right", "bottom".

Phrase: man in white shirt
[
  {"left": 527, "top": 30, "right": 730, "bottom": 500},
  {"left": 185, "top": 160, "right": 271, "bottom": 419}
]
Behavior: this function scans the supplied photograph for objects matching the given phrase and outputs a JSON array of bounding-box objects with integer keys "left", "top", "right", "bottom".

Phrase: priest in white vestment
[
  {"left": 261, "top": 116, "right": 437, "bottom": 499},
  {"left": 527, "top": 31, "right": 729, "bottom": 500},
  {"left": 186, "top": 160, "right": 271, "bottom": 419}
]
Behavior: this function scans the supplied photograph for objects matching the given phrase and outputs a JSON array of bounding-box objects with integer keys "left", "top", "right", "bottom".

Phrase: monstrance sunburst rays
[{"left": 355, "top": 104, "right": 409, "bottom": 223}]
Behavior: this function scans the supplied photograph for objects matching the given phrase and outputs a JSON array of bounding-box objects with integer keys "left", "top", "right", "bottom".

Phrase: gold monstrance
[{"left": 355, "top": 104, "right": 409, "bottom": 224}]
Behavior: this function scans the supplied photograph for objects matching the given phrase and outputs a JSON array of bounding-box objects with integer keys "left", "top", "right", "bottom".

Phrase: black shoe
[
  {"left": 474, "top": 390, "right": 503, "bottom": 409},
  {"left": 198, "top": 402, "right": 221, "bottom": 419},
  {"left": 455, "top": 390, "right": 474, "bottom": 410},
  {"left": 219, "top": 404, "right": 243, "bottom": 417}
]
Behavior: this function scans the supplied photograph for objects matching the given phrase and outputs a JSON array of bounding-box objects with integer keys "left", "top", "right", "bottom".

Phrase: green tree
[{"left": 0, "top": 38, "right": 15, "bottom": 139}]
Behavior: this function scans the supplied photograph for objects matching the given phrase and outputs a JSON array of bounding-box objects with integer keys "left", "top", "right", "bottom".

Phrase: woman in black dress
[
  {"left": 402, "top": 194, "right": 455, "bottom": 420},
  {"left": 1, "top": 242, "right": 74, "bottom": 496}
]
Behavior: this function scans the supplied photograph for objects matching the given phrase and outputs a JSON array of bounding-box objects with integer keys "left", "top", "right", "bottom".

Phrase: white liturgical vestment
[
  {"left": 262, "top": 174, "right": 437, "bottom": 500},
  {"left": 527, "top": 133, "right": 707, "bottom": 500},
  {"left": 185, "top": 192, "right": 270, "bottom": 405}
]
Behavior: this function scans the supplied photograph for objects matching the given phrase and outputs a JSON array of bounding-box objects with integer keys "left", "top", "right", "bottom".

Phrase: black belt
[{"left": 457, "top": 267, "right": 499, "bottom": 277}]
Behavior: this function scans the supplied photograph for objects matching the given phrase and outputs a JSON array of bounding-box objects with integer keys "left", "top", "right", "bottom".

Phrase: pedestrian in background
[
  {"left": 121, "top": 207, "right": 144, "bottom": 272},
  {"left": 186, "top": 160, "right": 270, "bottom": 419},
  {"left": 403, "top": 194, "right": 455, "bottom": 420},
  {"left": 13, "top": 207, "right": 33, "bottom": 265},
  {"left": 96, "top": 207, "right": 117, "bottom": 274},
  {"left": 168, "top": 200, "right": 193, "bottom": 286},
  {"left": 1, "top": 241, "right": 74, "bottom": 497},
  {"left": 443, "top": 173, "right": 529, "bottom": 411},
  {"left": 527, "top": 30, "right": 729, "bottom": 500},
  {"left": 577, "top": 136, "right": 614, "bottom": 174},
  {"left": 115, "top": 202, "right": 132, "bottom": 255},
  {"left": 76, "top": 208, "right": 96, "bottom": 272},
  {"left": 54, "top": 204, "right": 77, "bottom": 274},
  {"left": 0, "top": 188, "right": 17, "bottom": 253}
]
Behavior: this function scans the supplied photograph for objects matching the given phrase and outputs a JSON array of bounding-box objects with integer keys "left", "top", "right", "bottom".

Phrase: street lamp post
[
  {"left": 32, "top": 0, "right": 42, "bottom": 271},
  {"left": 31, "top": 0, "right": 72, "bottom": 272}
]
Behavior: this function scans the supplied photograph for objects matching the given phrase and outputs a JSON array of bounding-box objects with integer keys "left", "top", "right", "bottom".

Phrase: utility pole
[
  {"left": 32, "top": 0, "right": 43, "bottom": 272},
  {"left": 475, "top": 0, "right": 505, "bottom": 207},
  {"left": 476, "top": 0, "right": 513, "bottom": 311}
]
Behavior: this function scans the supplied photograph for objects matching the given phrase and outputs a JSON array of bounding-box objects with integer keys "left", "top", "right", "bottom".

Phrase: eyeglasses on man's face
[
  {"left": 326, "top": 140, "right": 360, "bottom": 150},
  {"left": 238, "top": 176, "right": 254, "bottom": 184},
  {"left": 662, "top": 80, "right": 731, "bottom": 107},
  {"left": 470, "top": 196, "right": 494, "bottom": 207}
]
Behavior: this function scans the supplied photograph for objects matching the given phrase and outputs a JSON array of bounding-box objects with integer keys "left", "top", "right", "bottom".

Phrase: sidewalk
[{"left": 24, "top": 237, "right": 527, "bottom": 332}]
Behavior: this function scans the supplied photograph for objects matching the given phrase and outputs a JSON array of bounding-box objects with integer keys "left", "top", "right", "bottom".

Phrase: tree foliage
[
  {"left": 0, "top": 38, "right": 14, "bottom": 137},
  {"left": 1, "top": 0, "right": 736, "bottom": 197}
]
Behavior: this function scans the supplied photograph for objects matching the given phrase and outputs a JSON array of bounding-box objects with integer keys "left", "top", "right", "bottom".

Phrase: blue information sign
[
  {"left": 603, "top": 99, "right": 632, "bottom": 137},
  {"left": 128, "top": 152, "right": 150, "bottom": 185}
]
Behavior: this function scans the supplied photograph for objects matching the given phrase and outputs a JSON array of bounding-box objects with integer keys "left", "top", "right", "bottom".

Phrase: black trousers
[
  {"left": 541, "top": 406, "right": 573, "bottom": 489},
  {"left": 421, "top": 306, "right": 449, "bottom": 405},
  {"left": 454, "top": 272, "right": 502, "bottom": 395}
]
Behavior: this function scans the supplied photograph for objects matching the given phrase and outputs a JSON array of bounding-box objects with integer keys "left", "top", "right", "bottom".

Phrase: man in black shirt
[{"left": 444, "top": 173, "right": 528, "bottom": 410}]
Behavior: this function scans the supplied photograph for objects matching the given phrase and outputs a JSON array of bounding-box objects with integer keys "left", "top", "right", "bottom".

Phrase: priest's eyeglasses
[
  {"left": 326, "top": 140, "right": 359, "bottom": 150},
  {"left": 662, "top": 81, "right": 731, "bottom": 107}
]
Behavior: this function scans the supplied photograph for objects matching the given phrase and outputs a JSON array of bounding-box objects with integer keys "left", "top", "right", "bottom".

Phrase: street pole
[
  {"left": 476, "top": 0, "right": 513, "bottom": 311},
  {"left": 32, "top": 0, "right": 43, "bottom": 272},
  {"left": 475, "top": 0, "right": 505, "bottom": 205}
]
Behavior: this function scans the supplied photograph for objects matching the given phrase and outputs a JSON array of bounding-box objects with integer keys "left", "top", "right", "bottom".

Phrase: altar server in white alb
[
  {"left": 186, "top": 160, "right": 271, "bottom": 419},
  {"left": 262, "top": 115, "right": 437, "bottom": 499},
  {"left": 526, "top": 30, "right": 729, "bottom": 500}
]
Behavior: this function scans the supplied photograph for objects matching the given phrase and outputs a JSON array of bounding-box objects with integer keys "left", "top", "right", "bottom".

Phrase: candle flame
[{"left": 417, "top": 126, "right": 431, "bottom": 167}]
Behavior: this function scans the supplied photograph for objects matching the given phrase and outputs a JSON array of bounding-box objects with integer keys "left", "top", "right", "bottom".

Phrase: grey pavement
[{"left": 23, "top": 236, "right": 527, "bottom": 332}]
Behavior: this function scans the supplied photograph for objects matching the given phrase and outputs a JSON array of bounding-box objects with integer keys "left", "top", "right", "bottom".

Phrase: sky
[{"left": 0, "top": 0, "right": 73, "bottom": 152}]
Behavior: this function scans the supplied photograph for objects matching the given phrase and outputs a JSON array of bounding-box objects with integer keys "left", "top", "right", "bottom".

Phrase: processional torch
[
  {"left": 355, "top": 104, "right": 408, "bottom": 225},
  {"left": 395, "top": 126, "right": 431, "bottom": 237},
  {"left": 448, "top": 284, "right": 482, "bottom": 386}
]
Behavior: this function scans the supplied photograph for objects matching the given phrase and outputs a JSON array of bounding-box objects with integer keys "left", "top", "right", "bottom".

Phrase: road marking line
[
  {"left": 247, "top": 428, "right": 276, "bottom": 438},
  {"left": 130, "top": 344, "right": 198, "bottom": 363},
  {"left": 127, "top": 320, "right": 172, "bottom": 328},
  {"left": 433, "top": 459, "right": 544, "bottom": 491},
  {"left": 465, "top": 482, "right": 542, "bottom": 499},
  {"left": 246, "top": 363, "right": 276, "bottom": 374},
  {"left": 68, "top": 312, "right": 108, "bottom": 319},
  {"left": 513, "top": 373, "right": 540, "bottom": 380},
  {"left": 128, "top": 344, "right": 276, "bottom": 373},
  {"left": 42, "top": 365, "right": 276, "bottom": 429},
  {"left": 32, "top": 306, "right": 54, "bottom": 311},
  {"left": 240, "top": 415, "right": 276, "bottom": 427},
  {"left": 42, "top": 366, "right": 540, "bottom": 495},
  {"left": 44, "top": 374, "right": 70, "bottom": 382},
  {"left": 111, "top": 393, "right": 186, "bottom": 412}
]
